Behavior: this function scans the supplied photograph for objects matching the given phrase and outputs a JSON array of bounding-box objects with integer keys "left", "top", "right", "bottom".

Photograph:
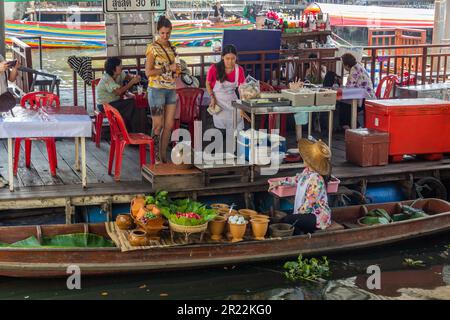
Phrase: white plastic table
[
  {"left": 337, "top": 87, "right": 371, "bottom": 129},
  {"left": 0, "top": 106, "right": 92, "bottom": 191}
]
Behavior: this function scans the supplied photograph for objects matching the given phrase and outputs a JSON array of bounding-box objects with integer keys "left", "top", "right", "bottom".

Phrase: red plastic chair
[
  {"left": 376, "top": 75, "right": 397, "bottom": 99},
  {"left": 14, "top": 91, "right": 59, "bottom": 176},
  {"left": 258, "top": 82, "right": 287, "bottom": 136},
  {"left": 91, "top": 78, "right": 105, "bottom": 148},
  {"left": 174, "top": 88, "right": 204, "bottom": 146},
  {"left": 103, "top": 103, "right": 155, "bottom": 181}
]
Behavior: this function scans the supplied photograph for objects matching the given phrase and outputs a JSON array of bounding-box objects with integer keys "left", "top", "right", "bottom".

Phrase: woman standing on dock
[
  {"left": 206, "top": 44, "right": 248, "bottom": 154},
  {"left": 145, "top": 16, "right": 179, "bottom": 163},
  {"left": 282, "top": 139, "right": 331, "bottom": 234}
]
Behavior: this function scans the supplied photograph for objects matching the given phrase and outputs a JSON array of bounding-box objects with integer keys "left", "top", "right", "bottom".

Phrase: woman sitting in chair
[
  {"left": 281, "top": 138, "right": 332, "bottom": 235},
  {"left": 338, "top": 53, "right": 375, "bottom": 130},
  {"left": 96, "top": 57, "right": 142, "bottom": 133}
]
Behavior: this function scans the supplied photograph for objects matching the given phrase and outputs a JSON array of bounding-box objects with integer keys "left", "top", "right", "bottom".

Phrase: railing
[
  {"left": 72, "top": 48, "right": 339, "bottom": 109},
  {"left": 70, "top": 43, "right": 450, "bottom": 109},
  {"left": 362, "top": 44, "right": 450, "bottom": 88}
]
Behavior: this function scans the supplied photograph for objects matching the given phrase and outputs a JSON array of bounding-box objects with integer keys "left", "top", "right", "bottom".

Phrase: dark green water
[{"left": 0, "top": 234, "right": 448, "bottom": 300}]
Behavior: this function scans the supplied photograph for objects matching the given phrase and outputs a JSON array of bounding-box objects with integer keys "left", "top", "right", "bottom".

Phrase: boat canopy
[{"left": 318, "top": 3, "right": 434, "bottom": 28}]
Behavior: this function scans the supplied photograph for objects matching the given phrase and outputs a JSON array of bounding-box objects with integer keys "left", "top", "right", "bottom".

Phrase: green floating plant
[
  {"left": 283, "top": 254, "right": 330, "bottom": 283},
  {"left": 403, "top": 258, "right": 426, "bottom": 268}
]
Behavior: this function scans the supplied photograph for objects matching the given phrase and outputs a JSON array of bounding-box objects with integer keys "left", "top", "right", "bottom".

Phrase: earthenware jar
[
  {"left": 131, "top": 195, "right": 146, "bottom": 217},
  {"left": 251, "top": 218, "right": 269, "bottom": 240},
  {"left": 128, "top": 230, "right": 149, "bottom": 246},
  {"left": 218, "top": 208, "right": 238, "bottom": 218},
  {"left": 209, "top": 216, "right": 227, "bottom": 241},
  {"left": 228, "top": 221, "right": 248, "bottom": 243},
  {"left": 252, "top": 214, "right": 270, "bottom": 222},
  {"left": 210, "top": 203, "right": 229, "bottom": 210},
  {"left": 272, "top": 210, "right": 288, "bottom": 223},
  {"left": 238, "top": 209, "right": 258, "bottom": 220},
  {"left": 269, "top": 223, "right": 294, "bottom": 237},
  {"left": 115, "top": 214, "right": 134, "bottom": 230}
]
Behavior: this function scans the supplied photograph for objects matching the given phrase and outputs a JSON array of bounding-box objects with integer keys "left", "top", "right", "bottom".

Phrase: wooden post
[
  {"left": 421, "top": 46, "right": 428, "bottom": 84},
  {"left": 370, "top": 48, "right": 376, "bottom": 86}
]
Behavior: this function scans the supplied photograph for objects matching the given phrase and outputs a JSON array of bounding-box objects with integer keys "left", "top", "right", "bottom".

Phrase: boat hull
[
  {"left": 5, "top": 19, "right": 253, "bottom": 49},
  {"left": 0, "top": 199, "right": 449, "bottom": 277}
]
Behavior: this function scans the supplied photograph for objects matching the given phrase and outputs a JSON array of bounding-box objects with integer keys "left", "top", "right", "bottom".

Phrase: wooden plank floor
[
  {"left": 0, "top": 133, "right": 449, "bottom": 201},
  {"left": 0, "top": 138, "right": 142, "bottom": 189}
]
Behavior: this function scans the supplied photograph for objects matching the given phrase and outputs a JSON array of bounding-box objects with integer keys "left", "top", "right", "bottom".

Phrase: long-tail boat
[{"left": 0, "top": 198, "right": 449, "bottom": 278}]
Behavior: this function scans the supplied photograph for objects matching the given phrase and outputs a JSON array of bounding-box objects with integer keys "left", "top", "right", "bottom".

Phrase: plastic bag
[{"left": 239, "top": 75, "right": 260, "bottom": 101}]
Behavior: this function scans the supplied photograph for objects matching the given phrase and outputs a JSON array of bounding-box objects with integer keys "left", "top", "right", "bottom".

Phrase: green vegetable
[{"left": 366, "top": 209, "right": 392, "bottom": 222}]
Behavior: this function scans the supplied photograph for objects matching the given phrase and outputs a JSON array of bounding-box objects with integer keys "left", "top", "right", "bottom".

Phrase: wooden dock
[{"left": 0, "top": 134, "right": 449, "bottom": 223}]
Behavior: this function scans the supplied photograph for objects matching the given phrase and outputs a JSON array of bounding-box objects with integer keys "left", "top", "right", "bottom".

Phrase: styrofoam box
[
  {"left": 315, "top": 89, "right": 337, "bottom": 106},
  {"left": 281, "top": 89, "right": 315, "bottom": 106}
]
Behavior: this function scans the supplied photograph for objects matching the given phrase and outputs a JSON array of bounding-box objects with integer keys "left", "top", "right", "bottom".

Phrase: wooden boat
[{"left": 0, "top": 198, "right": 449, "bottom": 278}]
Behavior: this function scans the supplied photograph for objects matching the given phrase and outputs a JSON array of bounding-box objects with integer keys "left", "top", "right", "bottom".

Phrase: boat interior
[{"left": 0, "top": 198, "right": 449, "bottom": 249}]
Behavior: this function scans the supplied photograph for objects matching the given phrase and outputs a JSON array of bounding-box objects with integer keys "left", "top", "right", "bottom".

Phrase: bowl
[{"left": 269, "top": 223, "right": 295, "bottom": 237}]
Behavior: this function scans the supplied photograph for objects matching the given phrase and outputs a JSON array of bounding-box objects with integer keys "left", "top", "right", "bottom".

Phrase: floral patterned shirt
[
  {"left": 293, "top": 167, "right": 331, "bottom": 230},
  {"left": 346, "top": 63, "right": 376, "bottom": 99}
]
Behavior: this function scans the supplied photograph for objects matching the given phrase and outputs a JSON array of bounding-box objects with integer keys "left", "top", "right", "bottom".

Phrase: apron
[{"left": 212, "top": 67, "right": 243, "bottom": 132}]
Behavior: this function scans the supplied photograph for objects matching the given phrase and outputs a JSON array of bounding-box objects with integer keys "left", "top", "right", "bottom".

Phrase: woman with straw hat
[{"left": 281, "top": 138, "right": 332, "bottom": 234}]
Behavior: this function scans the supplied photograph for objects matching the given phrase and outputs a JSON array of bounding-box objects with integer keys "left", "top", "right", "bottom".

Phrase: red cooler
[{"left": 365, "top": 98, "right": 450, "bottom": 161}]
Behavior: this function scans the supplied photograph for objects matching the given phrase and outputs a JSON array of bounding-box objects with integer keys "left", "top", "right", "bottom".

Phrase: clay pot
[
  {"left": 228, "top": 221, "right": 248, "bottom": 243},
  {"left": 238, "top": 209, "right": 258, "bottom": 220},
  {"left": 269, "top": 223, "right": 294, "bottom": 237},
  {"left": 131, "top": 195, "right": 146, "bottom": 217},
  {"left": 272, "top": 210, "right": 288, "bottom": 223},
  {"left": 251, "top": 218, "right": 269, "bottom": 240},
  {"left": 137, "top": 216, "right": 165, "bottom": 232},
  {"left": 115, "top": 214, "right": 135, "bottom": 230},
  {"left": 252, "top": 214, "right": 270, "bottom": 222},
  {"left": 218, "top": 208, "right": 238, "bottom": 218},
  {"left": 210, "top": 203, "right": 229, "bottom": 210},
  {"left": 208, "top": 216, "right": 227, "bottom": 241},
  {"left": 128, "top": 230, "right": 149, "bottom": 246}
]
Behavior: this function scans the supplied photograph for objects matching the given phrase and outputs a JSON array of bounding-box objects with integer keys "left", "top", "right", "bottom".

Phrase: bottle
[{"left": 175, "top": 56, "right": 181, "bottom": 77}]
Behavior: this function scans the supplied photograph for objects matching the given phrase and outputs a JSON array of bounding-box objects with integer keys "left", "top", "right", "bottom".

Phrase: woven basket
[{"left": 169, "top": 220, "right": 208, "bottom": 234}]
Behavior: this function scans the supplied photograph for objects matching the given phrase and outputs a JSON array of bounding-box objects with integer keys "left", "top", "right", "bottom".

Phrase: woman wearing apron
[{"left": 206, "top": 45, "right": 248, "bottom": 154}]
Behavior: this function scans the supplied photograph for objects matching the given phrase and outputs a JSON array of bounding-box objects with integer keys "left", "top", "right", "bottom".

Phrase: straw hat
[{"left": 298, "top": 139, "right": 331, "bottom": 176}]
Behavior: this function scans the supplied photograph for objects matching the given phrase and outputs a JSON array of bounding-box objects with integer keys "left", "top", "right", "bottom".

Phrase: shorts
[{"left": 148, "top": 87, "right": 177, "bottom": 116}]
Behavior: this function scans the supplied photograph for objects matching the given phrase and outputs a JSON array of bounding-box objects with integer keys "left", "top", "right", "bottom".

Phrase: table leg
[
  {"left": 328, "top": 111, "right": 333, "bottom": 149},
  {"left": 308, "top": 113, "right": 312, "bottom": 138},
  {"left": 351, "top": 99, "right": 358, "bottom": 129},
  {"left": 81, "top": 137, "right": 87, "bottom": 189},
  {"left": 8, "top": 138, "right": 13, "bottom": 192},
  {"left": 74, "top": 137, "right": 80, "bottom": 171}
]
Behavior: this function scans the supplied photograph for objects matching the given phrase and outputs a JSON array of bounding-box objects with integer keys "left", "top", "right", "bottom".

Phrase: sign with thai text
[{"left": 103, "top": 0, "right": 166, "bottom": 13}]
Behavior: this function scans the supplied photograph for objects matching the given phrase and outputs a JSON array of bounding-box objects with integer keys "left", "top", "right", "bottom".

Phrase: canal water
[
  {"left": 0, "top": 233, "right": 448, "bottom": 300},
  {"left": 2, "top": 47, "right": 449, "bottom": 300}
]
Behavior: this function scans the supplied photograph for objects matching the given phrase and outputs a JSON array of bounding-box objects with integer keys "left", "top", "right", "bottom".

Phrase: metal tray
[{"left": 241, "top": 98, "right": 292, "bottom": 107}]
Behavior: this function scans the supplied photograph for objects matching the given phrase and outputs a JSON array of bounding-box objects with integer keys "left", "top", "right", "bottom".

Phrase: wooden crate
[
  {"left": 141, "top": 163, "right": 204, "bottom": 191},
  {"left": 195, "top": 162, "right": 250, "bottom": 185}
]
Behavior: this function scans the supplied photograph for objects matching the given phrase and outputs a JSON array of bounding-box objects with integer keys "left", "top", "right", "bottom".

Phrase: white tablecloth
[{"left": 0, "top": 106, "right": 92, "bottom": 138}]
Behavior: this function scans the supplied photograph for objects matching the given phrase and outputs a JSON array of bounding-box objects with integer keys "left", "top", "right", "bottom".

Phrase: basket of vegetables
[
  {"left": 132, "top": 191, "right": 170, "bottom": 235},
  {"left": 162, "top": 199, "right": 217, "bottom": 234}
]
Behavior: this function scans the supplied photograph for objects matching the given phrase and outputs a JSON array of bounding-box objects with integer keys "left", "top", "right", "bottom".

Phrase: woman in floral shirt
[
  {"left": 338, "top": 53, "right": 375, "bottom": 129},
  {"left": 282, "top": 139, "right": 332, "bottom": 234}
]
